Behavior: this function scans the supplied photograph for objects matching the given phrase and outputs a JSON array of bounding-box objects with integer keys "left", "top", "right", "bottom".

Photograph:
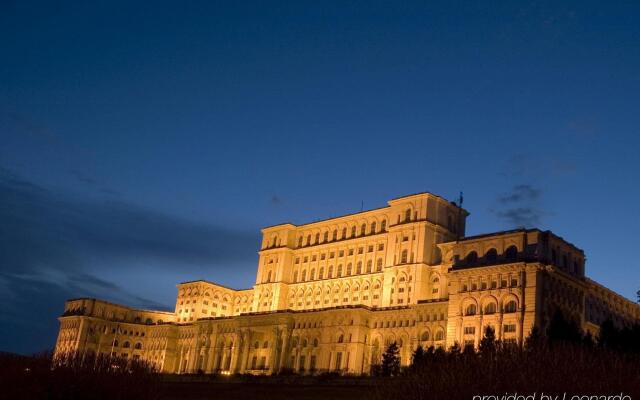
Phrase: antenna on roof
[
  {"left": 456, "top": 191, "right": 464, "bottom": 242},
  {"left": 360, "top": 200, "right": 364, "bottom": 212}
]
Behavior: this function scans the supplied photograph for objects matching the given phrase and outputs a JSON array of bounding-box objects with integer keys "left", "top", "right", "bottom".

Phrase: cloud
[
  {"left": 270, "top": 195, "right": 283, "bottom": 205},
  {"left": 0, "top": 166, "right": 260, "bottom": 353},
  {"left": 497, "top": 184, "right": 541, "bottom": 204},
  {"left": 493, "top": 207, "right": 543, "bottom": 228},
  {"left": 492, "top": 184, "right": 546, "bottom": 228}
]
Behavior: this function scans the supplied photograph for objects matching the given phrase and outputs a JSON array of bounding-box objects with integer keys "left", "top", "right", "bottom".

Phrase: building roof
[{"left": 262, "top": 191, "right": 468, "bottom": 230}]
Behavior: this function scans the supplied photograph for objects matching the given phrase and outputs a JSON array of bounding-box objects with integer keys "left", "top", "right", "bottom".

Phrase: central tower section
[{"left": 253, "top": 193, "right": 468, "bottom": 313}]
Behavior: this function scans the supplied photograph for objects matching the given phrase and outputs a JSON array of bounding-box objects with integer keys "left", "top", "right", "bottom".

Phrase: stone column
[
  {"left": 268, "top": 327, "right": 280, "bottom": 374},
  {"left": 278, "top": 327, "right": 292, "bottom": 370},
  {"left": 229, "top": 331, "right": 242, "bottom": 372},
  {"left": 240, "top": 330, "right": 252, "bottom": 373},
  {"left": 205, "top": 329, "right": 219, "bottom": 373}
]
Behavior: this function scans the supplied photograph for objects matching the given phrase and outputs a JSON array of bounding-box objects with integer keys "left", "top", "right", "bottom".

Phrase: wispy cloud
[
  {"left": 0, "top": 166, "right": 259, "bottom": 353},
  {"left": 492, "top": 184, "right": 547, "bottom": 228}
]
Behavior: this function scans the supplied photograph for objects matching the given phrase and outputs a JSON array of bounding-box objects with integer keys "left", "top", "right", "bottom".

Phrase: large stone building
[{"left": 54, "top": 192, "right": 640, "bottom": 374}]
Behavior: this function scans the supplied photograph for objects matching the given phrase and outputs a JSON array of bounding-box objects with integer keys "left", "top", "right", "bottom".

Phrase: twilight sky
[{"left": 1, "top": 1, "right": 639, "bottom": 354}]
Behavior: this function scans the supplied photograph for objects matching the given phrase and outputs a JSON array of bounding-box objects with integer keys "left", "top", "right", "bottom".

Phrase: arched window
[
  {"left": 356, "top": 262, "right": 362, "bottom": 274},
  {"left": 435, "top": 330, "right": 444, "bottom": 341},
  {"left": 377, "top": 258, "right": 383, "bottom": 271},
  {"left": 315, "top": 233, "right": 320, "bottom": 244},
  {"left": 313, "top": 338, "right": 319, "bottom": 347},
  {"left": 333, "top": 230, "right": 338, "bottom": 241},
  {"left": 267, "top": 270, "right": 272, "bottom": 282},
  {"left": 351, "top": 226, "right": 356, "bottom": 237},
  {"left": 301, "top": 270, "right": 307, "bottom": 282},
  {"left": 342, "top": 227, "right": 347, "bottom": 239},
  {"left": 401, "top": 250, "right": 408, "bottom": 264},
  {"left": 337, "top": 264, "right": 343, "bottom": 277},
  {"left": 134, "top": 342, "right": 142, "bottom": 350},
  {"left": 465, "top": 304, "right": 477, "bottom": 316},
  {"left": 371, "top": 222, "right": 377, "bottom": 234},
  {"left": 263, "top": 341, "right": 269, "bottom": 348},
  {"left": 113, "top": 340, "right": 119, "bottom": 347},
  {"left": 485, "top": 248, "right": 498, "bottom": 263},
  {"left": 381, "top": 220, "right": 387, "bottom": 231},
  {"left": 504, "top": 300, "right": 517, "bottom": 313},
  {"left": 298, "top": 237, "right": 303, "bottom": 247},
  {"left": 506, "top": 246, "right": 518, "bottom": 261},
  {"left": 293, "top": 271, "right": 298, "bottom": 283},
  {"left": 123, "top": 341, "right": 131, "bottom": 348},
  {"left": 337, "top": 334, "right": 344, "bottom": 343},
  {"left": 366, "top": 260, "right": 371, "bottom": 273},
  {"left": 360, "top": 223, "right": 366, "bottom": 236},
  {"left": 310, "top": 268, "right": 315, "bottom": 280},
  {"left": 466, "top": 251, "right": 478, "bottom": 264},
  {"left": 319, "top": 267, "right": 324, "bottom": 279},
  {"left": 420, "top": 331, "right": 430, "bottom": 341},
  {"left": 323, "top": 231, "right": 328, "bottom": 242},
  {"left": 328, "top": 265, "right": 333, "bottom": 278},
  {"left": 346, "top": 263, "right": 352, "bottom": 275},
  {"left": 484, "top": 303, "right": 497, "bottom": 314},
  {"left": 272, "top": 236, "right": 278, "bottom": 247},
  {"left": 405, "top": 208, "right": 411, "bottom": 222}
]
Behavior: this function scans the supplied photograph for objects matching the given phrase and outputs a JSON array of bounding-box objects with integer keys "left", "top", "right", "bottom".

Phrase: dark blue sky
[{"left": 1, "top": 1, "right": 639, "bottom": 354}]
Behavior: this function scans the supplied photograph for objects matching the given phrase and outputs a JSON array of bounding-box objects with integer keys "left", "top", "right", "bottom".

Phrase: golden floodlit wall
[{"left": 54, "top": 192, "right": 640, "bottom": 375}]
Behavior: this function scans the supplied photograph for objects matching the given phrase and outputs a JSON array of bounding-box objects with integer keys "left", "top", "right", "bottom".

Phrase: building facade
[{"left": 54, "top": 192, "right": 640, "bottom": 374}]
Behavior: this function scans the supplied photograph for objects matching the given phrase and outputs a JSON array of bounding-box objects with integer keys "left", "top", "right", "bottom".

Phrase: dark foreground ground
[
  {"left": 3, "top": 342, "right": 640, "bottom": 400},
  {"left": 160, "top": 378, "right": 374, "bottom": 400}
]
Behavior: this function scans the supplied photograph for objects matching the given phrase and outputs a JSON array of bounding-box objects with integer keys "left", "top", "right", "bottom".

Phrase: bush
[{"left": 0, "top": 351, "right": 160, "bottom": 400}]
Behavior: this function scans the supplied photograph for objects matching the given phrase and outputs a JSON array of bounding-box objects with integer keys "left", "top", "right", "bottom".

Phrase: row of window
[
  {"left": 463, "top": 324, "right": 516, "bottom": 335},
  {"left": 460, "top": 276, "right": 518, "bottom": 292},
  {"left": 464, "top": 301, "right": 517, "bottom": 316},
  {"left": 293, "top": 260, "right": 384, "bottom": 282},
  {"left": 295, "top": 221, "right": 389, "bottom": 248},
  {"left": 463, "top": 246, "right": 518, "bottom": 264},
  {"left": 295, "top": 244, "right": 385, "bottom": 263},
  {"left": 111, "top": 340, "right": 143, "bottom": 349}
]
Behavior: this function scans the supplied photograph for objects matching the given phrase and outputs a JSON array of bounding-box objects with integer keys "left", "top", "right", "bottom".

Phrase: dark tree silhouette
[
  {"left": 448, "top": 342, "right": 461, "bottom": 356},
  {"left": 381, "top": 342, "right": 400, "bottom": 377},
  {"left": 547, "top": 309, "right": 583, "bottom": 344},
  {"left": 411, "top": 344, "right": 425, "bottom": 369},
  {"left": 479, "top": 325, "right": 497, "bottom": 355},
  {"left": 525, "top": 326, "right": 543, "bottom": 350}
]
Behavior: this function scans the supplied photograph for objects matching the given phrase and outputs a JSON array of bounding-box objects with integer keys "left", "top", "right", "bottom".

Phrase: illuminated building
[{"left": 54, "top": 192, "right": 640, "bottom": 374}]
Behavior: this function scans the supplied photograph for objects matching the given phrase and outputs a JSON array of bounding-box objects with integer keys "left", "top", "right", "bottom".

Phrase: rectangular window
[
  {"left": 335, "top": 352, "right": 342, "bottom": 371},
  {"left": 511, "top": 279, "right": 518, "bottom": 287},
  {"left": 378, "top": 243, "right": 384, "bottom": 251},
  {"left": 339, "top": 250, "right": 344, "bottom": 257},
  {"left": 368, "top": 245, "right": 373, "bottom": 252},
  {"left": 349, "top": 249, "right": 354, "bottom": 256},
  {"left": 464, "top": 326, "right": 475, "bottom": 335},
  {"left": 504, "top": 324, "right": 516, "bottom": 333}
]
